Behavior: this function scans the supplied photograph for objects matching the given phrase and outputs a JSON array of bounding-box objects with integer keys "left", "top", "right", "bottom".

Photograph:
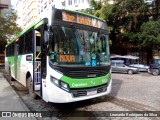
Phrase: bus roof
[{"left": 64, "top": 9, "right": 103, "bottom": 21}]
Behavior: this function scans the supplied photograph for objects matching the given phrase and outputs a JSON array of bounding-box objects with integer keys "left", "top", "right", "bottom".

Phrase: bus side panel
[
  {"left": 17, "top": 55, "right": 22, "bottom": 81},
  {"left": 5, "top": 56, "right": 9, "bottom": 74},
  {"left": 19, "top": 54, "right": 33, "bottom": 87},
  {"left": 5, "top": 56, "right": 16, "bottom": 79}
]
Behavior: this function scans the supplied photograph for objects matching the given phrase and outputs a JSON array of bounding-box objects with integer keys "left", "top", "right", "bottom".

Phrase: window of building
[
  {"left": 87, "top": 0, "right": 90, "bottom": 3},
  {"left": 38, "top": 9, "right": 40, "bottom": 14},
  {"left": 74, "top": 0, "right": 77, "bottom": 4},
  {"left": 41, "top": 6, "right": 43, "bottom": 12},
  {"left": 44, "top": 2, "right": 47, "bottom": 9},
  {"left": 68, "top": 0, "right": 72, "bottom": 5}
]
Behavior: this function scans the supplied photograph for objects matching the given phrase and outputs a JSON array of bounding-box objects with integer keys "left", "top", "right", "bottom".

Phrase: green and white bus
[{"left": 5, "top": 8, "right": 112, "bottom": 103}]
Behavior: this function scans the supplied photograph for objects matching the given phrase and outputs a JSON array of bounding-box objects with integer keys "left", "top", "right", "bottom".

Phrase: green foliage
[
  {"left": 90, "top": 0, "right": 102, "bottom": 11},
  {"left": 88, "top": 0, "right": 160, "bottom": 50},
  {"left": 0, "top": 11, "right": 21, "bottom": 53},
  {"left": 138, "top": 20, "right": 160, "bottom": 48},
  {"left": 0, "top": 11, "right": 22, "bottom": 43}
]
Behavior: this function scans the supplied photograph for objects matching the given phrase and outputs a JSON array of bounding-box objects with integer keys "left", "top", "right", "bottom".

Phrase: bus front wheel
[{"left": 27, "top": 77, "right": 37, "bottom": 99}]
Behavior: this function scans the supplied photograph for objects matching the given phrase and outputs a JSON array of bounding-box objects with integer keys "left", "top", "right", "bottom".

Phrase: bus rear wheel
[{"left": 27, "top": 77, "right": 37, "bottom": 99}]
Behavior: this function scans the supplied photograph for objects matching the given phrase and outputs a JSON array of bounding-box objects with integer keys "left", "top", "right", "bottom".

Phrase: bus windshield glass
[{"left": 49, "top": 26, "right": 110, "bottom": 67}]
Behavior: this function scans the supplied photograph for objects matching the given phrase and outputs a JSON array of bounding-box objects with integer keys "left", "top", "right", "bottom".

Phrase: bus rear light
[{"left": 15, "top": 38, "right": 19, "bottom": 42}]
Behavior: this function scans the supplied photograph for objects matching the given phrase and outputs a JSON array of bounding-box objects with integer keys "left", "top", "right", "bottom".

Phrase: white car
[{"left": 129, "top": 64, "right": 149, "bottom": 72}]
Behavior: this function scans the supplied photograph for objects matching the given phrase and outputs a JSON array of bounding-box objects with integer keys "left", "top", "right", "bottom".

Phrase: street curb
[{"left": 1, "top": 72, "right": 37, "bottom": 120}]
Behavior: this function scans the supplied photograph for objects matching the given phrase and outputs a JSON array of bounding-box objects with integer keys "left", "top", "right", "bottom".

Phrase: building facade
[
  {"left": 64, "top": 0, "right": 91, "bottom": 10},
  {"left": 15, "top": 0, "right": 66, "bottom": 29},
  {"left": 0, "top": 0, "right": 11, "bottom": 14},
  {"left": 15, "top": 0, "right": 37, "bottom": 29},
  {"left": 15, "top": 0, "right": 114, "bottom": 29}
]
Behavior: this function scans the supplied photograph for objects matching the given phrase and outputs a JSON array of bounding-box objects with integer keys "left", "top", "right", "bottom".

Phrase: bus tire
[{"left": 27, "top": 77, "right": 37, "bottom": 99}]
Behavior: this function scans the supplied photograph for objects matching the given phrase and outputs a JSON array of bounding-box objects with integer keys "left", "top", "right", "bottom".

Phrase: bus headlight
[
  {"left": 50, "top": 76, "right": 60, "bottom": 87},
  {"left": 50, "top": 76, "right": 70, "bottom": 92},
  {"left": 60, "top": 82, "right": 69, "bottom": 92}
]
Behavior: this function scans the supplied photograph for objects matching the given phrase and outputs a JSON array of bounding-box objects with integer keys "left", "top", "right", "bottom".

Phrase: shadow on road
[{"left": 109, "top": 78, "right": 123, "bottom": 97}]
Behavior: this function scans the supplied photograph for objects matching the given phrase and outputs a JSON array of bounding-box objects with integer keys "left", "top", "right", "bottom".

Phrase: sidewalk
[{"left": 0, "top": 72, "right": 37, "bottom": 120}]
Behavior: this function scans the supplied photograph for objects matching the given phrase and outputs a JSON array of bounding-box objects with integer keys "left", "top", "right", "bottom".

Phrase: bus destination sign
[{"left": 62, "top": 11, "right": 103, "bottom": 28}]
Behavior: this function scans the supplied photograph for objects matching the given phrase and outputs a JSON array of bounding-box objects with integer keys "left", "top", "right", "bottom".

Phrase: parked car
[
  {"left": 129, "top": 64, "right": 149, "bottom": 72},
  {"left": 149, "top": 59, "right": 160, "bottom": 76},
  {"left": 111, "top": 60, "right": 139, "bottom": 74}
]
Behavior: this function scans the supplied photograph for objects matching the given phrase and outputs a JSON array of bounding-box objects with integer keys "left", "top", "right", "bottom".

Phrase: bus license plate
[{"left": 87, "top": 90, "right": 97, "bottom": 96}]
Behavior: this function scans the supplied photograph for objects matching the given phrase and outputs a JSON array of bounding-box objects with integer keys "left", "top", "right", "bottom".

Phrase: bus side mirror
[
  {"left": 44, "top": 31, "right": 49, "bottom": 43},
  {"left": 44, "top": 31, "right": 50, "bottom": 55}
]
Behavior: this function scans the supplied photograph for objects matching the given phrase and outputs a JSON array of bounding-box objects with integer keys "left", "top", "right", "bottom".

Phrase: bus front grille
[
  {"left": 70, "top": 84, "right": 108, "bottom": 97},
  {"left": 65, "top": 67, "right": 109, "bottom": 78},
  {"left": 51, "top": 65, "right": 110, "bottom": 79}
]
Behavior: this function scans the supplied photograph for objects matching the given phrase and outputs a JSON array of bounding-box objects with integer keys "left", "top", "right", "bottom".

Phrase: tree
[
  {"left": 0, "top": 11, "right": 21, "bottom": 53},
  {"left": 87, "top": 0, "right": 160, "bottom": 63},
  {"left": 139, "top": 20, "right": 160, "bottom": 48}
]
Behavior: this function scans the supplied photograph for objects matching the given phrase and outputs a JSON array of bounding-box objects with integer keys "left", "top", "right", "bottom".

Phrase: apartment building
[
  {"left": 63, "top": 0, "right": 91, "bottom": 10},
  {"left": 37, "top": 0, "right": 62, "bottom": 20},
  {"left": 15, "top": 0, "right": 115, "bottom": 29},
  {"left": 0, "top": 0, "right": 11, "bottom": 14},
  {"left": 15, "top": 0, "right": 37, "bottom": 29},
  {"left": 15, "top": 0, "right": 64, "bottom": 28}
]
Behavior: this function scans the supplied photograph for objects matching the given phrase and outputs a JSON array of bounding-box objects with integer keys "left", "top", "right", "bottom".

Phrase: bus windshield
[{"left": 49, "top": 26, "right": 110, "bottom": 67}]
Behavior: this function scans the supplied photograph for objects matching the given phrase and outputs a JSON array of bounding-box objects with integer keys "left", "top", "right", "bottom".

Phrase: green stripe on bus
[
  {"left": 6, "top": 23, "right": 35, "bottom": 47},
  {"left": 6, "top": 19, "right": 47, "bottom": 47},
  {"left": 61, "top": 73, "right": 111, "bottom": 89},
  {"left": 34, "top": 19, "right": 46, "bottom": 29}
]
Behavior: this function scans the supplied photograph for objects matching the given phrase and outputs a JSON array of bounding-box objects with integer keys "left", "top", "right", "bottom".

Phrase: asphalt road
[{"left": 1, "top": 68, "right": 160, "bottom": 120}]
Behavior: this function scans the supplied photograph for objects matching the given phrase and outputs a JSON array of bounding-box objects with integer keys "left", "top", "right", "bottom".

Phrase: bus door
[
  {"left": 33, "top": 31, "right": 42, "bottom": 95},
  {"left": 33, "top": 21, "right": 47, "bottom": 98}
]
